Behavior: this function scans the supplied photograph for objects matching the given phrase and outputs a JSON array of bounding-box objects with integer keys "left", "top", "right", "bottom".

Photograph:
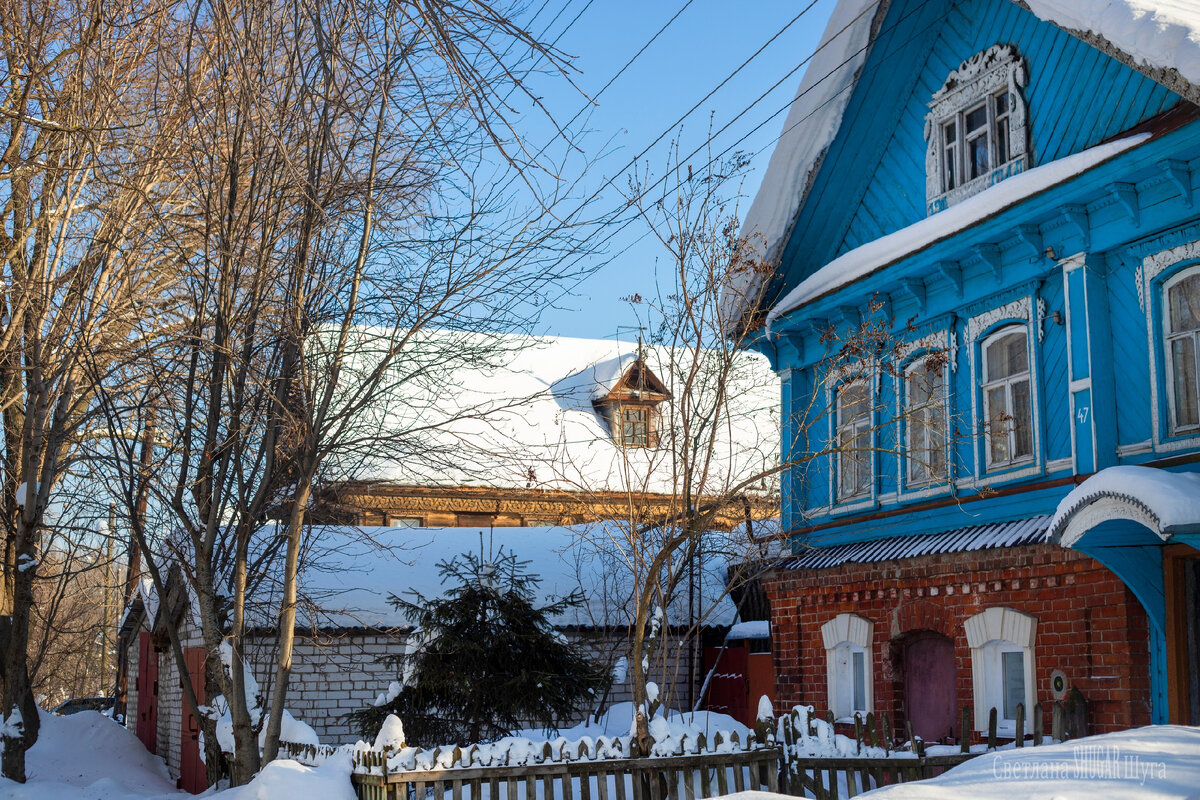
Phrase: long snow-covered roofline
[
  {"left": 734, "top": 0, "right": 1200, "bottom": 326},
  {"left": 767, "top": 133, "right": 1150, "bottom": 324}
]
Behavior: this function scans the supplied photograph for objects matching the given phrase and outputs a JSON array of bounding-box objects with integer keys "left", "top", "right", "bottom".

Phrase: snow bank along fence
[
  {"left": 349, "top": 731, "right": 781, "bottom": 800},
  {"left": 779, "top": 697, "right": 1082, "bottom": 799}
]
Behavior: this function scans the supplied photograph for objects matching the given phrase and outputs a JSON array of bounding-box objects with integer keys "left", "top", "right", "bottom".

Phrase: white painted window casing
[
  {"left": 925, "top": 45, "right": 1030, "bottom": 214},
  {"left": 1164, "top": 267, "right": 1200, "bottom": 434},
  {"left": 821, "top": 613, "right": 874, "bottom": 719},
  {"left": 981, "top": 326, "right": 1034, "bottom": 470},
  {"left": 836, "top": 381, "right": 872, "bottom": 501},
  {"left": 904, "top": 358, "right": 949, "bottom": 486},
  {"left": 964, "top": 607, "right": 1036, "bottom": 733}
]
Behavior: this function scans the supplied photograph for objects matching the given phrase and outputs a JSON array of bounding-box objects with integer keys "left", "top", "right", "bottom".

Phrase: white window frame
[
  {"left": 1163, "top": 266, "right": 1200, "bottom": 436},
  {"left": 980, "top": 325, "right": 1035, "bottom": 471},
  {"left": 903, "top": 357, "right": 950, "bottom": 487},
  {"left": 965, "top": 608, "right": 1036, "bottom": 734},
  {"left": 925, "top": 44, "right": 1030, "bottom": 214},
  {"left": 834, "top": 379, "right": 873, "bottom": 503},
  {"left": 1141, "top": 242, "right": 1200, "bottom": 453},
  {"left": 821, "top": 613, "right": 874, "bottom": 720}
]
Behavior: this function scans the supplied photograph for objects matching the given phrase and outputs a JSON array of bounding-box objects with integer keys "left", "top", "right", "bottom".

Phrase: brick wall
[{"left": 762, "top": 543, "right": 1152, "bottom": 741}]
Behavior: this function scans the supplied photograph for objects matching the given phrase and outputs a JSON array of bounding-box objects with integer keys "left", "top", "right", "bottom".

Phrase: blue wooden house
[{"left": 735, "top": 0, "right": 1200, "bottom": 739}]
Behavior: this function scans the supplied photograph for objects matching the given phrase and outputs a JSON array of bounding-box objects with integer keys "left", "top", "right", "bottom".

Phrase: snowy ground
[
  {"left": 725, "top": 725, "right": 1200, "bottom": 800},
  {"left": 0, "top": 703, "right": 748, "bottom": 800},
  {"left": 10, "top": 709, "right": 1199, "bottom": 800},
  {"left": 0, "top": 710, "right": 353, "bottom": 800}
]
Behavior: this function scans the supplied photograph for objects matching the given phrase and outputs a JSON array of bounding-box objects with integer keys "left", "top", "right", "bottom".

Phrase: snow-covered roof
[
  {"left": 1023, "top": 0, "right": 1200, "bottom": 98},
  {"left": 766, "top": 134, "right": 1149, "bottom": 323},
  {"left": 777, "top": 515, "right": 1052, "bottom": 570},
  {"left": 1048, "top": 465, "right": 1200, "bottom": 546},
  {"left": 346, "top": 331, "right": 778, "bottom": 497},
  {"left": 731, "top": 0, "right": 880, "bottom": 317},
  {"left": 289, "top": 523, "right": 756, "bottom": 631},
  {"left": 733, "top": 0, "right": 1200, "bottom": 325}
]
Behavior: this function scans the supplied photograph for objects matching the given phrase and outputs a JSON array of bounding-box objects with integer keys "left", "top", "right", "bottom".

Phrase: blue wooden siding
[{"left": 777, "top": 0, "right": 1181, "bottom": 293}]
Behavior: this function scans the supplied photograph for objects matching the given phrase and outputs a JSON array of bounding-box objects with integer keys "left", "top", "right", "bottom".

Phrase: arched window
[
  {"left": 981, "top": 326, "right": 1033, "bottom": 469},
  {"left": 904, "top": 356, "right": 948, "bottom": 485},
  {"left": 821, "top": 613, "right": 874, "bottom": 719},
  {"left": 1164, "top": 267, "right": 1200, "bottom": 434},
  {"left": 964, "top": 607, "right": 1036, "bottom": 734},
  {"left": 836, "top": 380, "right": 872, "bottom": 501}
]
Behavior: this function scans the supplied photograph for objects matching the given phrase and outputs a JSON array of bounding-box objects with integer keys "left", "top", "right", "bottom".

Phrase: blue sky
[{"left": 506, "top": 0, "right": 838, "bottom": 341}]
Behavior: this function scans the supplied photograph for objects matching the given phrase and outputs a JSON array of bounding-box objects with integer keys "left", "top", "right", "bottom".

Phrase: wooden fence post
[
  {"left": 960, "top": 706, "right": 971, "bottom": 754},
  {"left": 986, "top": 708, "right": 998, "bottom": 751},
  {"left": 1052, "top": 702, "right": 1065, "bottom": 742},
  {"left": 1033, "top": 703, "right": 1043, "bottom": 746},
  {"left": 1014, "top": 704, "right": 1025, "bottom": 747}
]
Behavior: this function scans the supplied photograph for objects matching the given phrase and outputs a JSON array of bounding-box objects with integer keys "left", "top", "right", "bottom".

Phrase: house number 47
[{"left": 1076, "top": 406, "right": 1090, "bottom": 424}]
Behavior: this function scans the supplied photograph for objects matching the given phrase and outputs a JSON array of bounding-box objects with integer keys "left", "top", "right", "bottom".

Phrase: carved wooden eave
[{"left": 595, "top": 357, "right": 672, "bottom": 406}]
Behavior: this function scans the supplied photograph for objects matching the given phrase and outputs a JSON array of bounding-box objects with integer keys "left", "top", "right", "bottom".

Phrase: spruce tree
[{"left": 353, "top": 548, "right": 610, "bottom": 745}]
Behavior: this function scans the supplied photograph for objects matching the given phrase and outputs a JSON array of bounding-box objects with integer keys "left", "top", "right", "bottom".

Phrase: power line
[{"left": 550, "top": 0, "right": 947, "bottom": 292}]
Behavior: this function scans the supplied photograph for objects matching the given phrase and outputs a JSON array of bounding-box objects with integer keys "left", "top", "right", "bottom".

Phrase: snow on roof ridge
[
  {"left": 1022, "top": 0, "right": 1200, "bottom": 96},
  {"left": 766, "top": 132, "right": 1150, "bottom": 325},
  {"left": 731, "top": 0, "right": 1200, "bottom": 327},
  {"left": 729, "top": 0, "right": 880, "bottom": 323}
]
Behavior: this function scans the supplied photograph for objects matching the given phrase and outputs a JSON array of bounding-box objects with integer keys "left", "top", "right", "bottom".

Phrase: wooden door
[
  {"left": 703, "top": 645, "right": 749, "bottom": 724},
  {"left": 746, "top": 652, "right": 775, "bottom": 721},
  {"left": 904, "top": 631, "right": 956, "bottom": 742},
  {"left": 179, "top": 647, "right": 208, "bottom": 794},
  {"left": 135, "top": 633, "right": 158, "bottom": 754}
]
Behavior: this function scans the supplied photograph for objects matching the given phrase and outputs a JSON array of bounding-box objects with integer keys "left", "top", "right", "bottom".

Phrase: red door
[
  {"left": 179, "top": 647, "right": 208, "bottom": 794},
  {"left": 703, "top": 645, "right": 750, "bottom": 724},
  {"left": 904, "top": 632, "right": 957, "bottom": 742},
  {"left": 135, "top": 633, "right": 159, "bottom": 753},
  {"left": 746, "top": 652, "right": 775, "bottom": 722}
]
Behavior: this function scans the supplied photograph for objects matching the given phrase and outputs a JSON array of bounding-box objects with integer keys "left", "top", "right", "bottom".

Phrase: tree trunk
[
  {"left": 261, "top": 475, "right": 312, "bottom": 762},
  {"left": 1, "top": 519, "right": 42, "bottom": 782}
]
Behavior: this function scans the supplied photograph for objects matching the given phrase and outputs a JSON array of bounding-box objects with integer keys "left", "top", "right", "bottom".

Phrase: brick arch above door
[{"left": 891, "top": 599, "right": 957, "bottom": 640}]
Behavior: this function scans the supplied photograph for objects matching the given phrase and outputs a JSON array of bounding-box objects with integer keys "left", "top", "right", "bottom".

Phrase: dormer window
[
  {"left": 592, "top": 355, "right": 671, "bottom": 449},
  {"left": 925, "top": 44, "right": 1030, "bottom": 214}
]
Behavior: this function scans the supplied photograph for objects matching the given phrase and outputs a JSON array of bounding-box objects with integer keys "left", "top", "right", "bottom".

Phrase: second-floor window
[
  {"left": 837, "top": 381, "right": 871, "bottom": 501},
  {"left": 905, "top": 359, "right": 947, "bottom": 485},
  {"left": 1166, "top": 268, "right": 1200, "bottom": 434},
  {"left": 925, "top": 44, "right": 1029, "bottom": 214},
  {"left": 982, "top": 326, "right": 1033, "bottom": 468}
]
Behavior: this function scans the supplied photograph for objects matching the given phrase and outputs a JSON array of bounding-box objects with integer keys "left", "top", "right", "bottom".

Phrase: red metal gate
[{"left": 179, "top": 647, "right": 208, "bottom": 794}]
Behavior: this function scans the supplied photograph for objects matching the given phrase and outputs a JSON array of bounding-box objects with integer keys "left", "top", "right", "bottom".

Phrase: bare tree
[
  {"left": 553, "top": 142, "right": 950, "bottom": 755},
  {"left": 0, "top": 0, "right": 190, "bottom": 779},
  {"left": 84, "top": 0, "right": 596, "bottom": 785}
]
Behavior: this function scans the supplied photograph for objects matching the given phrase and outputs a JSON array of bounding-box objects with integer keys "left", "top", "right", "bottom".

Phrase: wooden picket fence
[{"left": 351, "top": 734, "right": 781, "bottom": 800}]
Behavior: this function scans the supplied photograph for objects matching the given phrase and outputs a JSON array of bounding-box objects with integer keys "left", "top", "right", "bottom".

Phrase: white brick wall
[{"left": 125, "top": 621, "right": 703, "bottom": 780}]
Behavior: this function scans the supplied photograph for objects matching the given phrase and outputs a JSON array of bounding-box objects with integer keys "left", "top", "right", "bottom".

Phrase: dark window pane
[
  {"left": 1002, "top": 651, "right": 1025, "bottom": 721},
  {"left": 987, "top": 386, "right": 1009, "bottom": 463},
  {"left": 995, "top": 91, "right": 1009, "bottom": 115},
  {"left": 1172, "top": 336, "right": 1200, "bottom": 428},
  {"left": 996, "top": 118, "right": 1010, "bottom": 164},
  {"left": 1012, "top": 379, "right": 1033, "bottom": 458},
  {"left": 1169, "top": 274, "right": 1200, "bottom": 332},
  {"left": 965, "top": 104, "right": 987, "bottom": 132},
  {"left": 970, "top": 135, "right": 989, "bottom": 178}
]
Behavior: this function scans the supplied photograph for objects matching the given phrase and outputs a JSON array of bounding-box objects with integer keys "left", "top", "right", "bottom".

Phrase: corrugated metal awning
[{"left": 776, "top": 514, "right": 1052, "bottom": 570}]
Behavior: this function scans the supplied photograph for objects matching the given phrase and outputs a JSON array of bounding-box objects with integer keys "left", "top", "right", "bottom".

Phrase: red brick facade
[{"left": 762, "top": 543, "right": 1152, "bottom": 741}]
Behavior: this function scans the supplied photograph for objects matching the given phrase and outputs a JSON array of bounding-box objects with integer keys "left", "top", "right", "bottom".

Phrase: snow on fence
[
  {"left": 776, "top": 697, "right": 1082, "bottom": 799},
  {"left": 349, "top": 731, "right": 781, "bottom": 800}
]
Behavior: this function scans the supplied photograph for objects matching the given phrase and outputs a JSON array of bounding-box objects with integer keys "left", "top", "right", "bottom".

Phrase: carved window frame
[
  {"left": 925, "top": 44, "right": 1031, "bottom": 215},
  {"left": 1142, "top": 241, "right": 1200, "bottom": 451},
  {"left": 966, "top": 296, "right": 1043, "bottom": 484},
  {"left": 895, "top": 332, "right": 953, "bottom": 499}
]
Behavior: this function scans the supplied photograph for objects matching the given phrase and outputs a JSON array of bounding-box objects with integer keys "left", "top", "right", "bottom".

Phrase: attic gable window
[
  {"left": 593, "top": 355, "right": 671, "bottom": 449},
  {"left": 925, "top": 44, "right": 1030, "bottom": 215}
]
